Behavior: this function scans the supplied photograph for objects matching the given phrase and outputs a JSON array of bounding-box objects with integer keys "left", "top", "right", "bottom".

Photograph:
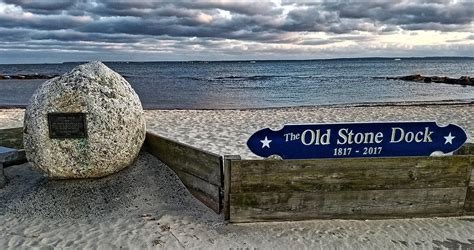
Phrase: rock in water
[{"left": 23, "top": 61, "right": 146, "bottom": 178}]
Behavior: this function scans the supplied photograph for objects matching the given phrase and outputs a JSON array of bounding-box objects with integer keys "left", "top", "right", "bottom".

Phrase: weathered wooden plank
[
  {"left": 464, "top": 187, "right": 474, "bottom": 215},
  {"left": 0, "top": 127, "right": 23, "bottom": 149},
  {"left": 173, "top": 169, "right": 221, "bottom": 213},
  {"left": 229, "top": 187, "right": 467, "bottom": 222},
  {"left": 454, "top": 143, "right": 474, "bottom": 214},
  {"left": 223, "top": 155, "right": 240, "bottom": 220},
  {"left": 144, "top": 131, "right": 222, "bottom": 186},
  {"left": 144, "top": 131, "right": 224, "bottom": 213},
  {"left": 0, "top": 164, "right": 5, "bottom": 188},
  {"left": 465, "top": 158, "right": 474, "bottom": 214},
  {"left": 231, "top": 156, "right": 472, "bottom": 193},
  {"left": 1, "top": 149, "right": 27, "bottom": 167},
  {"left": 454, "top": 143, "right": 474, "bottom": 156}
]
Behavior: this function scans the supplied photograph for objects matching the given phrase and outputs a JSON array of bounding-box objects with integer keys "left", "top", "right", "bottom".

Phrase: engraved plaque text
[{"left": 48, "top": 113, "right": 87, "bottom": 139}]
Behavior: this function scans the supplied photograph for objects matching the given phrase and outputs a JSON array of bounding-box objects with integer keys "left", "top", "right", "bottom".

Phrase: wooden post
[
  {"left": 223, "top": 155, "right": 240, "bottom": 220},
  {"left": 457, "top": 143, "right": 474, "bottom": 214}
]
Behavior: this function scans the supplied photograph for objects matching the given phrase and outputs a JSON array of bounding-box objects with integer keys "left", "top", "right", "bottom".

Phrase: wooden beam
[
  {"left": 173, "top": 169, "right": 221, "bottom": 213},
  {"left": 144, "top": 131, "right": 223, "bottom": 213},
  {"left": 465, "top": 187, "right": 474, "bottom": 215},
  {"left": 231, "top": 156, "right": 472, "bottom": 193},
  {"left": 455, "top": 143, "right": 474, "bottom": 156},
  {"left": 0, "top": 127, "right": 23, "bottom": 149},
  {"left": 230, "top": 187, "right": 467, "bottom": 222},
  {"left": 229, "top": 154, "right": 472, "bottom": 222},
  {"left": 223, "top": 155, "right": 240, "bottom": 220},
  {"left": 144, "top": 131, "right": 222, "bottom": 186},
  {"left": 455, "top": 143, "right": 474, "bottom": 214},
  {"left": 464, "top": 157, "right": 474, "bottom": 214}
]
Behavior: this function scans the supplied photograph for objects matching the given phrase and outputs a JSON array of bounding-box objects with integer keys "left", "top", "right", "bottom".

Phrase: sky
[{"left": 0, "top": 0, "right": 473, "bottom": 63}]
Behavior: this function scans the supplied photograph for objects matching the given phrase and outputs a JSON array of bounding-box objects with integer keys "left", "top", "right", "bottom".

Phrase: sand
[
  {"left": 1, "top": 104, "right": 473, "bottom": 159},
  {"left": 144, "top": 104, "right": 473, "bottom": 159},
  {"left": 1, "top": 104, "right": 474, "bottom": 248},
  {"left": 1, "top": 153, "right": 474, "bottom": 249}
]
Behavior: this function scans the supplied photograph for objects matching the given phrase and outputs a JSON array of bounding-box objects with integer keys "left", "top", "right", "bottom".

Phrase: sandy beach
[
  {"left": 1, "top": 103, "right": 474, "bottom": 249},
  {"left": 1, "top": 103, "right": 472, "bottom": 158}
]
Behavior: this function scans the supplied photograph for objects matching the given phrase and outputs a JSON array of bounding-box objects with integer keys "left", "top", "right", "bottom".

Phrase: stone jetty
[{"left": 386, "top": 74, "right": 473, "bottom": 86}]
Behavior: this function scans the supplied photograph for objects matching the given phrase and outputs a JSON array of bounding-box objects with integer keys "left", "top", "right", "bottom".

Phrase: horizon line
[{"left": 2, "top": 56, "right": 474, "bottom": 65}]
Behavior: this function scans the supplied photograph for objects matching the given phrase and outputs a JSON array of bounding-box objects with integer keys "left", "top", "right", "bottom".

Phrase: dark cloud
[
  {"left": 2, "top": 0, "right": 473, "bottom": 36},
  {"left": 0, "top": 14, "right": 90, "bottom": 30},
  {"left": 0, "top": 0, "right": 472, "bottom": 62},
  {"left": 30, "top": 30, "right": 147, "bottom": 44},
  {"left": 333, "top": 1, "right": 474, "bottom": 25},
  {"left": 4, "top": 0, "right": 78, "bottom": 14},
  {"left": 179, "top": 1, "right": 282, "bottom": 16},
  {"left": 286, "top": 0, "right": 474, "bottom": 33},
  {"left": 400, "top": 23, "right": 471, "bottom": 32}
]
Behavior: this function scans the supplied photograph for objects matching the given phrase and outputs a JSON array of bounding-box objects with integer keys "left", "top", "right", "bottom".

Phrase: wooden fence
[
  {"left": 144, "top": 131, "right": 223, "bottom": 213},
  {"left": 224, "top": 144, "right": 473, "bottom": 222},
  {"left": 2, "top": 127, "right": 473, "bottom": 221},
  {"left": 225, "top": 155, "right": 472, "bottom": 222},
  {"left": 143, "top": 131, "right": 473, "bottom": 222}
]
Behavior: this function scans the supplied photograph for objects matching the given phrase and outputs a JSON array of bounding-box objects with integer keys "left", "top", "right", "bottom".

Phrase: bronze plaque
[{"left": 48, "top": 113, "right": 87, "bottom": 139}]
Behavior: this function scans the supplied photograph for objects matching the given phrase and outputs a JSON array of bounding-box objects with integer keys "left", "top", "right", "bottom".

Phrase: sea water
[{"left": 0, "top": 58, "right": 472, "bottom": 109}]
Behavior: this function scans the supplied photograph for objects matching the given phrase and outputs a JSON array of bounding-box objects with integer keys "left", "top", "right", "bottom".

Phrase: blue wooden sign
[{"left": 247, "top": 122, "right": 467, "bottom": 159}]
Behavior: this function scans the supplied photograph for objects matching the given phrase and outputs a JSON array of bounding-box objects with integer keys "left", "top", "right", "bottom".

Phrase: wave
[
  {"left": 180, "top": 75, "right": 319, "bottom": 81},
  {"left": 215, "top": 75, "right": 285, "bottom": 81}
]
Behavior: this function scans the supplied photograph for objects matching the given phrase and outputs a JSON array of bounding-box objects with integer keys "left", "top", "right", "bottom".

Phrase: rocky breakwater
[
  {"left": 0, "top": 74, "right": 59, "bottom": 80},
  {"left": 386, "top": 74, "right": 473, "bottom": 86},
  {"left": 23, "top": 61, "right": 146, "bottom": 179}
]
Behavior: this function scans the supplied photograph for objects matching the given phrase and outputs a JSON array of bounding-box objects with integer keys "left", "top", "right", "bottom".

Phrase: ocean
[{"left": 0, "top": 58, "right": 473, "bottom": 109}]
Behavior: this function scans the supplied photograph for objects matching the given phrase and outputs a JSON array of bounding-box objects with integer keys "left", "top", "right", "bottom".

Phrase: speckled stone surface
[{"left": 23, "top": 62, "right": 146, "bottom": 179}]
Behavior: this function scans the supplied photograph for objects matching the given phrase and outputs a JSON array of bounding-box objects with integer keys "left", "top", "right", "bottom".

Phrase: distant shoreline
[
  {"left": 1, "top": 99, "right": 472, "bottom": 111},
  {"left": 1, "top": 56, "right": 474, "bottom": 65}
]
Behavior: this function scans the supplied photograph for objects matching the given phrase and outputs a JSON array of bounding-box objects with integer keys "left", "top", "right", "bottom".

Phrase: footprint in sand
[
  {"left": 270, "top": 227, "right": 280, "bottom": 233},
  {"left": 359, "top": 237, "right": 370, "bottom": 243}
]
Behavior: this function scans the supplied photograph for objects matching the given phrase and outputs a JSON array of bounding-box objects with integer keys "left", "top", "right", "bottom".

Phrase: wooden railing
[
  {"left": 144, "top": 130, "right": 473, "bottom": 222},
  {"left": 225, "top": 153, "right": 472, "bottom": 222},
  {"left": 3, "top": 127, "right": 473, "bottom": 222}
]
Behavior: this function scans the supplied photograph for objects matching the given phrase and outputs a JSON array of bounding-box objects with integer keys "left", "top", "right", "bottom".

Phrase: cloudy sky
[{"left": 0, "top": 0, "right": 473, "bottom": 63}]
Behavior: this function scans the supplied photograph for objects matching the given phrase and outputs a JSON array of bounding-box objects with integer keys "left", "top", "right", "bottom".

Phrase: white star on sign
[
  {"left": 444, "top": 133, "right": 455, "bottom": 144},
  {"left": 261, "top": 136, "right": 272, "bottom": 148}
]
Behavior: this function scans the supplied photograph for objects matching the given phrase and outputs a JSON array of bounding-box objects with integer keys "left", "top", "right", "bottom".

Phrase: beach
[
  {"left": 1, "top": 0, "right": 474, "bottom": 247},
  {"left": 1, "top": 153, "right": 473, "bottom": 249},
  {"left": 1, "top": 103, "right": 472, "bottom": 158},
  {"left": 1, "top": 103, "right": 473, "bottom": 248}
]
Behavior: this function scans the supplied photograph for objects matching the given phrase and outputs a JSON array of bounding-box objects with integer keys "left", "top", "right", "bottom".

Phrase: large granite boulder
[{"left": 23, "top": 61, "right": 146, "bottom": 178}]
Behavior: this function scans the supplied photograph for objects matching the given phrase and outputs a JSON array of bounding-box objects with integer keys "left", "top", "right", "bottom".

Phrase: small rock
[{"left": 0, "top": 74, "right": 59, "bottom": 80}]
